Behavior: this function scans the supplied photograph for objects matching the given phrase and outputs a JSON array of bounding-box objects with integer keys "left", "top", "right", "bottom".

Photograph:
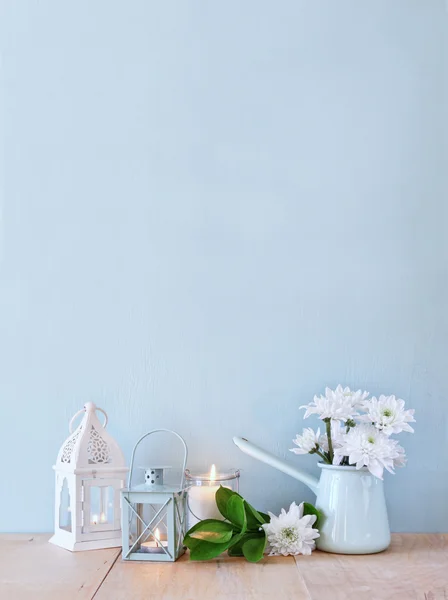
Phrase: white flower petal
[
  {"left": 366, "top": 459, "right": 384, "bottom": 479},
  {"left": 290, "top": 447, "right": 308, "bottom": 455},
  {"left": 361, "top": 395, "right": 415, "bottom": 436},
  {"left": 335, "top": 423, "right": 404, "bottom": 479},
  {"left": 263, "top": 503, "right": 320, "bottom": 557},
  {"left": 300, "top": 385, "right": 368, "bottom": 422},
  {"left": 301, "top": 514, "right": 317, "bottom": 527}
]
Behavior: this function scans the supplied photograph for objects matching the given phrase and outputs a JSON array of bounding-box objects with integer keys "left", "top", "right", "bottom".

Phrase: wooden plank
[
  {"left": 0, "top": 534, "right": 120, "bottom": 600},
  {"left": 2, "top": 533, "right": 447, "bottom": 599},
  {"left": 95, "top": 552, "right": 311, "bottom": 600},
  {"left": 293, "top": 533, "right": 448, "bottom": 600}
]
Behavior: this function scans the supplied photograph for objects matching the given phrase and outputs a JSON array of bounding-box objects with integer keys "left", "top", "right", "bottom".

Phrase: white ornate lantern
[{"left": 50, "top": 402, "right": 128, "bottom": 551}]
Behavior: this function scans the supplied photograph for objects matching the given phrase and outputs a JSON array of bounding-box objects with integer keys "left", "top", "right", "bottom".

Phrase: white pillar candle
[{"left": 187, "top": 465, "right": 229, "bottom": 528}]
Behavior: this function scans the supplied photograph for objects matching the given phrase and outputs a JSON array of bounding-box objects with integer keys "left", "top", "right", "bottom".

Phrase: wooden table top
[{"left": 1, "top": 534, "right": 447, "bottom": 599}]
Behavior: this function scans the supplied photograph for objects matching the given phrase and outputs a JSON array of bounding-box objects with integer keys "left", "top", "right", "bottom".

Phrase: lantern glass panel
[
  {"left": 129, "top": 502, "right": 170, "bottom": 555},
  {"left": 89, "top": 485, "right": 114, "bottom": 526},
  {"left": 58, "top": 478, "right": 72, "bottom": 532}
]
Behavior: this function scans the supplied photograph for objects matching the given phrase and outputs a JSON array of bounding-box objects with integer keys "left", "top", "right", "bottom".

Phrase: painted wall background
[{"left": 0, "top": 1, "right": 447, "bottom": 533}]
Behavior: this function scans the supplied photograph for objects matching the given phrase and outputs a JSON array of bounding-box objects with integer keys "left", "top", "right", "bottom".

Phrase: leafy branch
[
  {"left": 184, "top": 486, "right": 321, "bottom": 563},
  {"left": 184, "top": 487, "right": 267, "bottom": 562}
]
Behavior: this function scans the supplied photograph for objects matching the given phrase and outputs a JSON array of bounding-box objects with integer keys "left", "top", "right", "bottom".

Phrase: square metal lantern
[{"left": 121, "top": 430, "right": 188, "bottom": 562}]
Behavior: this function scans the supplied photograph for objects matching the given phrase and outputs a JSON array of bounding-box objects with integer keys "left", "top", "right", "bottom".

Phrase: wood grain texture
[
  {"left": 293, "top": 534, "right": 448, "bottom": 600},
  {"left": 1, "top": 534, "right": 447, "bottom": 599},
  {"left": 94, "top": 552, "right": 311, "bottom": 600},
  {"left": 0, "top": 534, "right": 120, "bottom": 600}
]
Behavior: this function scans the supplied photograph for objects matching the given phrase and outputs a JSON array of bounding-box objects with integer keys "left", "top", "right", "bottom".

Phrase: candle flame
[
  {"left": 210, "top": 464, "right": 216, "bottom": 481},
  {"left": 155, "top": 528, "right": 161, "bottom": 547}
]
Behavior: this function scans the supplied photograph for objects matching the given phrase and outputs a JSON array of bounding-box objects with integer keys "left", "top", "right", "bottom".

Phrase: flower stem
[
  {"left": 315, "top": 449, "right": 330, "bottom": 463},
  {"left": 325, "top": 419, "right": 334, "bottom": 462}
]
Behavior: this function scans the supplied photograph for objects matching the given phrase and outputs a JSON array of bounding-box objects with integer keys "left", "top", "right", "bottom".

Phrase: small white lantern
[
  {"left": 50, "top": 402, "right": 128, "bottom": 551},
  {"left": 121, "top": 430, "right": 188, "bottom": 562}
]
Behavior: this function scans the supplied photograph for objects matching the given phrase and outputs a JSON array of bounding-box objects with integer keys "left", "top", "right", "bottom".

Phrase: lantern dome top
[{"left": 55, "top": 402, "right": 127, "bottom": 474}]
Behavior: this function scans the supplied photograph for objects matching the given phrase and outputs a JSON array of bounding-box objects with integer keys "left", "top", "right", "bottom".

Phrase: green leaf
[
  {"left": 189, "top": 520, "right": 234, "bottom": 544},
  {"left": 303, "top": 502, "right": 322, "bottom": 528},
  {"left": 242, "top": 534, "right": 267, "bottom": 563},
  {"left": 184, "top": 520, "right": 234, "bottom": 560},
  {"left": 226, "top": 529, "right": 247, "bottom": 551},
  {"left": 227, "top": 544, "right": 244, "bottom": 557},
  {"left": 244, "top": 501, "right": 269, "bottom": 530},
  {"left": 183, "top": 490, "right": 270, "bottom": 563},
  {"left": 190, "top": 529, "right": 233, "bottom": 544},
  {"left": 227, "top": 532, "right": 264, "bottom": 557},
  {"left": 258, "top": 510, "right": 270, "bottom": 523},
  {"left": 185, "top": 518, "right": 227, "bottom": 538},
  {"left": 215, "top": 486, "right": 243, "bottom": 520},
  {"left": 187, "top": 538, "right": 232, "bottom": 561},
  {"left": 226, "top": 495, "right": 247, "bottom": 532}
]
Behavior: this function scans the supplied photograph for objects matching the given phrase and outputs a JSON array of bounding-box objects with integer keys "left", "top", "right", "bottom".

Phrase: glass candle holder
[{"left": 185, "top": 466, "right": 240, "bottom": 530}]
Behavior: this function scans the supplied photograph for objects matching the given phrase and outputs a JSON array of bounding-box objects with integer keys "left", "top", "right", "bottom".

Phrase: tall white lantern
[{"left": 50, "top": 402, "right": 128, "bottom": 551}]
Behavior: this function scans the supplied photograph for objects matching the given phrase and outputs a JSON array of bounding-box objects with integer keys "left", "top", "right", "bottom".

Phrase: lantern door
[
  {"left": 121, "top": 490, "right": 187, "bottom": 562},
  {"left": 82, "top": 478, "right": 121, "bottom": 534}
]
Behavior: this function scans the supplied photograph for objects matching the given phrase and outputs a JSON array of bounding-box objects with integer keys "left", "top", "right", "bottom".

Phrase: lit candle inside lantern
[
  {"left": 140, "top": 528, "right": 168, "bottom": 553},
  {"left": 187, "top": 464, "right": 226, "bottom": 527},
  {"left": 91, "top": 514, "right": 98, "bottom": 525}
]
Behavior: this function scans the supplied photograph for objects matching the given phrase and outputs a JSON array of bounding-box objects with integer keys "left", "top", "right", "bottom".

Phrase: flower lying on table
[
  {"left": 184, "top": 487, "right": 321, "bottom": 562},
  {"left": 262, "top": 501, "right": 320, "bottom": 556},
  {"left": 291, "top": 385, "right": 415, "bottom": 479}
]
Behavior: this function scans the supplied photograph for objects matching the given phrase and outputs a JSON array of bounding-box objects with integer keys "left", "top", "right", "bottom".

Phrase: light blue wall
[{"left": 0, "top": 1, "right": 447, "bottom": 533}]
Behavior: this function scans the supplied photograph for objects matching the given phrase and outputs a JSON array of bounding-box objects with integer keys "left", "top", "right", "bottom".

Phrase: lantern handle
[
  {"left": 128, "top": 429, "right": 188, "bottom": 490},
  {"left": 69, "top": 406, "right": 108, "bottom": 433}
]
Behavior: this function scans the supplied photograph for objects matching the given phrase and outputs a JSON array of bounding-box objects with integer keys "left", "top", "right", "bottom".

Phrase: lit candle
[
  {"left": 100, "top": 512, "right": 107, "bottom": 523},
  {"left": 140, "top": 528, "right": 168, "bottom": 554},
  {"left": 187, "top": 465, "right": 226, "bottom": 528},
  {"left": 91, "top": 514, "right": 98, "bottom": 525}
]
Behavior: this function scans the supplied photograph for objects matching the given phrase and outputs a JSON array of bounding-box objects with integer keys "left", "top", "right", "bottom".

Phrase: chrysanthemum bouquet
[{"left": 291, "top": 385, "right": 415, "bottom": 479}]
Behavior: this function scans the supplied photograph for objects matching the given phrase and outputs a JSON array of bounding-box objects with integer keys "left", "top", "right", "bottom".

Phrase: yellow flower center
[{"left": 281, "top": 527, "right": 300, "bottom": 543}]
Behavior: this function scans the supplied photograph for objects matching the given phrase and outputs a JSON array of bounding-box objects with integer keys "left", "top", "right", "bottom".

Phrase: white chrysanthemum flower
[
  {"left": 359, "top": 395, "right": 415, "bottom": 435},
  {"left": 262, "top": 502, "right": 320, "bottom": 556},
  {"left": 335, "top": 384, "right": 370, "bottom": 409},
  {"left": 290, "top": 428, "right": 321, "bottom": 455},
  {"left": 300, "top": 385, "right": 369, "bottom": 422},
  {"left": 333, "top": 424, "right": 401, "bottom": 479},
  {"left": 300, "top": 392, "right": 354, "bottom": 422}
]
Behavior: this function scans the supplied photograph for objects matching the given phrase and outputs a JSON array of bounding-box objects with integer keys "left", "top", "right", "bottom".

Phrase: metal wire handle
[
  {"left": 69, "top": 406, "right": 108, "bottom": 433},
  {"left": 128, "top": 429, "right": 188, "bottom": 490}
]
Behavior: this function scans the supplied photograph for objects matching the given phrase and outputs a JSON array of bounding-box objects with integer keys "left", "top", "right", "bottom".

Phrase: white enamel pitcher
[{"left": 234, "top": 437, "right": 391, "bottom": 554}]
